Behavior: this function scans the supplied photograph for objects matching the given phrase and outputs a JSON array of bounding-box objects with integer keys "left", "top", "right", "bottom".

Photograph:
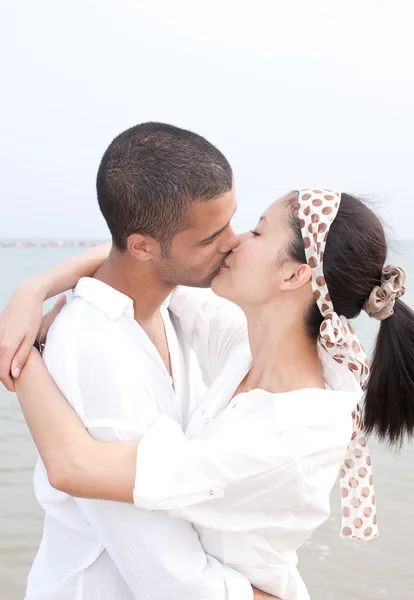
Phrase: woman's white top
[{"left": 133, "top": 288, "right": 362, "bottom": 600}]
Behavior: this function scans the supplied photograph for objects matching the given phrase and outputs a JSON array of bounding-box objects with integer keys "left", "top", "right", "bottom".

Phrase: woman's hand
[
  {"left": 0, "top": 287, "right": 66, "bottom": 391},
  {"left": 0, "top": 242, "right": 111, "bottom": 391},
  {"left": 0, "top": 281, "right": 45, "bottom": 390}
]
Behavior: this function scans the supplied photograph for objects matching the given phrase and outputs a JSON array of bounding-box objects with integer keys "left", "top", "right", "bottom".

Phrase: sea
[{"left": 0, "top": 245, "right": 413, "bottom": 600}]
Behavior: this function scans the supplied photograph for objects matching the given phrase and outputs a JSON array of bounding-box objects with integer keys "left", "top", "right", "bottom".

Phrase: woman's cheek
[{"left": 240, "top": 255, "right": 258, "bottom": 288}]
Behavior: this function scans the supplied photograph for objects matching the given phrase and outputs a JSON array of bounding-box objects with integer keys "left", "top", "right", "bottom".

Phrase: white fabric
[
  {"left": 133, "top": 287, "right": 363, "bottom": 600},
  {"left": 27, "top": 278, "right": 252, "bottom": 600}
]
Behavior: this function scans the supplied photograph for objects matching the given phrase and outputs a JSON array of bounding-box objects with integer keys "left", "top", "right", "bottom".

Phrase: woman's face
[{"left": 212, "top": 194, "right": 298, "bottom": 307}]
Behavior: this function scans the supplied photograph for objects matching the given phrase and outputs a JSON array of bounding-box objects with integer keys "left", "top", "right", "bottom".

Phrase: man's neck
[{"left": 93, "top": 248, "right": 174, "bottom": 323}]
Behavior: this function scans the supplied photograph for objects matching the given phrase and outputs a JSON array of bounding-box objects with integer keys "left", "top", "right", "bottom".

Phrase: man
[{"left": 0, "top": 123, "right": 274, "bottom": 599}]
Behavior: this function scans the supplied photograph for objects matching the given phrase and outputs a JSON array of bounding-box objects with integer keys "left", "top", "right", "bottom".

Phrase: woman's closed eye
[{"left": 250, "top": 230, "right": 260, "bottom": 237}]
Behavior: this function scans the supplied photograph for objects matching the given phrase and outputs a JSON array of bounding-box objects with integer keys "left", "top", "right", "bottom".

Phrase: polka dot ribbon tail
[{"left": 298, "top": 189, "right": 378, "bottom": 541}]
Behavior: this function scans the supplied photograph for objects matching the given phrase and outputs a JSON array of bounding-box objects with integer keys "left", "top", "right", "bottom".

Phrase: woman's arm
[
  {"left": 15, "top": 349, "right": 278, "bottom": 524},
  {"left": 16, "top": 349, "right": 341, "bottom": 546},
  {"left": 0, "top": 243, "right": 111, "bottom": 390},
  {"left": 14, "top": 348, "right": 137, "bottom": 502},
  {"left": 15, "top": 347, "right": 350, "bottom": 548},
  {"left": 26, "top": 242, "right": 112, "bottom": 302}
]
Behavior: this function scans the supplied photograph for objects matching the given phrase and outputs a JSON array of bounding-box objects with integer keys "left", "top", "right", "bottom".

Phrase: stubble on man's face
[
  {"left": 156, "top": 189, "right": 238, "bottom": 289},
  {"left": 156, "top": 252, "right": 223, "bottom": 289}
]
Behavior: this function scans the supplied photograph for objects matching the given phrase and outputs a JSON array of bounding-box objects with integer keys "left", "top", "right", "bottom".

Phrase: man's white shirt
[{"left": 26, "top": 278, "right": 251, "bottom": 600}]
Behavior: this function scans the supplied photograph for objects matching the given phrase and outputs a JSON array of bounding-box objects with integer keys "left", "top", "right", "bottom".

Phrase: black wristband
[{"left": 33, "top": 340, "right": 42, "bottom": 353}]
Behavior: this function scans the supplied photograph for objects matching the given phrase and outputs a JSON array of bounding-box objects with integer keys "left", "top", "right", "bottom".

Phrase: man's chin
[
  {"left": 169, "top": 265, "right": 224, "bottom": 289},
  {"left": 193, "top": 266, "right": 223, "bottom": 289},
  {"left": 178, "top": 276, "right": 213, "bottom": 289}
]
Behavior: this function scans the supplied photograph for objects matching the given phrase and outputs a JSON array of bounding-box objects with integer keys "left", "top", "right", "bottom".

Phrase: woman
[{"left": 11, "top": 189, "right": 414, "bottom": 599}]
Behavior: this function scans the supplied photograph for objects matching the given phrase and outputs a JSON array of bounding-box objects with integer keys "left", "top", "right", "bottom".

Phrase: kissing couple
[{"left": 1, "top": 122, "right": 413, "bottom": 600}]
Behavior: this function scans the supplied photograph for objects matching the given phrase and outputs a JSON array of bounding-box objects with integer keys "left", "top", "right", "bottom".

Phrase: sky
[{"left": 1, "top": 0, "right": 413, "bottom": 240}]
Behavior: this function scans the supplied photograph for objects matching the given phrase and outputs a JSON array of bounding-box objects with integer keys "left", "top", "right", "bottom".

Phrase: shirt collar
[{"left": 73, "top": 277, "right": 135, "bottom": 321}]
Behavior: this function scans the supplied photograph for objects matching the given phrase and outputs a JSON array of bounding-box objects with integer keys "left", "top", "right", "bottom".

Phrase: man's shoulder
[
  {"left": 47, "top": 295, "right": 113, "bottom": 340},
  {"left": 45, "top": 295, "right": 133, "bottom": 368},
  {"left": 44, "top": 296, "right": 149, "bottom": 395}
]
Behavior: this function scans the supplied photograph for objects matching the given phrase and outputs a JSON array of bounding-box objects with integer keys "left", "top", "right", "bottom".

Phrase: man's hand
[
  {"left": 253, "top": 586, "right": 282, "bottom": 600},
  {"left": 0, "top": 284, "right": 66, "bottom": 391}
]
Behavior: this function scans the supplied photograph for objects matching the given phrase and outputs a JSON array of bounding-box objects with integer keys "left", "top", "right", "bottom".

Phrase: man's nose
[{"left": 219, "top": 228, "right": 240, "bottom": 253}]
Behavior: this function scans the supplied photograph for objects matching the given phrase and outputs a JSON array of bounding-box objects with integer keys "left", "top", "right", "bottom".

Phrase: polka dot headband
[{"left": 298, "top": 189, "right": 378, "bottom": 541}]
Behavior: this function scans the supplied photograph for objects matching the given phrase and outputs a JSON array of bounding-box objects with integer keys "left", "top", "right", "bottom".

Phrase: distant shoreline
[
  {"left": 1, "top": 239, "right": 413, "bottom": 250},
  {"left": 0, "top": 241, "right": 106, "bottom": 248}
]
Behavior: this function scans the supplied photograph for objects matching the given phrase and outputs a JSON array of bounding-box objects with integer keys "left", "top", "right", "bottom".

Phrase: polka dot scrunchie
[{"left": 298, "top": 189, "right": 378, "bottom": 541}]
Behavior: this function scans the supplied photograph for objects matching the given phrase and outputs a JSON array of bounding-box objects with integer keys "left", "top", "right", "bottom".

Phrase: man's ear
[
  {"left": 279, "top": 262, "right": 312, "bottom": 291},
  {"left": 127, "top": 233, "right": 159, "bottom": 261}
]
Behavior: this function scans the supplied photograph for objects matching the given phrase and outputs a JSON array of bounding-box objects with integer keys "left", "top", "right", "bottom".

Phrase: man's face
[{"left": 156, "top": 186, "right": 239, "bottom": 288}]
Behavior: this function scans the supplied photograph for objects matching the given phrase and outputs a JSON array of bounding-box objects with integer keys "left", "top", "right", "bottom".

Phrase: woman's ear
[
  {"left": 127, "top": 233, "right": 158, "bottom": 261},
  {"left": 279, "top": 262, "right": 312, "bottom": 291}
]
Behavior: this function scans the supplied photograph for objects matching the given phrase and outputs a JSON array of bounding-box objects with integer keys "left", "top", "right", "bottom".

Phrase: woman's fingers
[
  {"left": 10, "top": 295, "right": 67, "bottom": 381},
  {"left": 0, "top": 284, "right": 45, "bottom": 389},
  {"left": 0, "top": 338, "right": 24, "bottom": 391},
  {"left": 10, "top": 335, "right": 37, "bottom": 379}
]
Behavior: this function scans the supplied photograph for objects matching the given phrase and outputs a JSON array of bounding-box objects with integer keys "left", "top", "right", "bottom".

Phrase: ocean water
[{"left": 0, "top": 245, "right": 413, "bottom": 600}]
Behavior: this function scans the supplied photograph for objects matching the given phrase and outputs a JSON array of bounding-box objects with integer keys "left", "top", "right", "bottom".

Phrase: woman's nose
[{"left": 238, "top": 231, "right": 251, "bottom": 245}]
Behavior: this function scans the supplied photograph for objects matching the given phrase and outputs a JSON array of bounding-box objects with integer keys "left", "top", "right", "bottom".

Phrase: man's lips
[{"left": 212, "top": 259, "right": 230, "bottom": 277}]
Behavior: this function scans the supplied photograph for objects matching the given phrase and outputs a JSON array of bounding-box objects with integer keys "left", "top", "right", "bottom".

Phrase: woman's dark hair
[{"left": 286, "top": 191, "right": 414, "bottom": 446}]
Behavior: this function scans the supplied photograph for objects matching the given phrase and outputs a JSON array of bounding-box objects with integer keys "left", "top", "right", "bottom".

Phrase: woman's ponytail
[
  {"left": 286, "top": 191, "right": 414, "bottom": 447},
  {"left": 364, "top": 298, "right": 414, "bottom": 446}
]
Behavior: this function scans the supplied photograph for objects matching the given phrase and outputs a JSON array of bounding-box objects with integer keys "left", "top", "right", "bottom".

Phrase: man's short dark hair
[{"left": 96, "top": 122, "right": 233, "bottom": 251}]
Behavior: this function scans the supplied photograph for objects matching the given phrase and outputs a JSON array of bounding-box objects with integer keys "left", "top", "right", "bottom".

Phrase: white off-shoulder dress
[{"left": 133, "top": 288, "right": 362, "bottom": 600}]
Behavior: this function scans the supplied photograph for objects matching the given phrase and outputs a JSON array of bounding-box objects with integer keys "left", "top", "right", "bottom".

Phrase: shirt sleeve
[
  {"left": 168, "top": 287, "right": 248, "bottom": 381},
  {"left": 44, "top": 308, "right": 253, "bottom": 600},
  {"left": 133, "top": 390, "right": 355, "bottom": 548},
  {"left": 76, "top": 497, "right": 251, "bottom": 600}
]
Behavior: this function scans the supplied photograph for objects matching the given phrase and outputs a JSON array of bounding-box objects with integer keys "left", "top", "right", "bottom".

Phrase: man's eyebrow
[{"left": 200, "top": 223, "right": 229, "bottom": 243}]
